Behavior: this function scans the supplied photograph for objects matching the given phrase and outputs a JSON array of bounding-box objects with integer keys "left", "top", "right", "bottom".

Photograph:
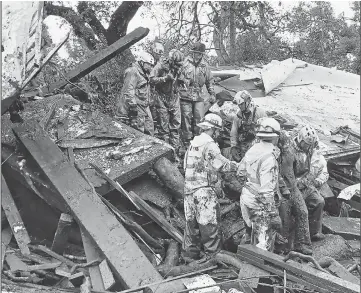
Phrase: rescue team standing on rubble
[{"left": 116, "top": 41, "right": 328, "bottom": 261}]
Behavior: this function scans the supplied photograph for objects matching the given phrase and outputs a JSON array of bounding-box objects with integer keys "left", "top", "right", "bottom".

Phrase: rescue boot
[
  {"left": 311, "top": 233, "right": 325, "bottom": 242},
  {"left": 294, "top": 245, "right": 313, "bottom": 255}
]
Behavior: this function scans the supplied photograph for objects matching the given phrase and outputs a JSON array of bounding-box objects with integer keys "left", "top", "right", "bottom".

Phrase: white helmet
[
  {"left": 233, "top": 90, "right": 252, "bottom": 105},
  {"left": 197, "top": 113, "right": 223, "bottom": 130},
  {"left": 256, "top": 117, "right": 280, "bottom": 138},
  {"left": 152, "top": 42, "right": 164, "bottom": 55},
  {"left": 297, "top": 125, "right": 318, "bottom": 146},
  {"left": 136, "top": 51, "right": 155, "bottom": 66}
]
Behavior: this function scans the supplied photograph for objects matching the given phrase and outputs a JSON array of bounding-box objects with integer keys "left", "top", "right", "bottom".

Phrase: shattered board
[
  {"left": 1, "top": 94, "right": 172, "bottom": 194},
  {"left": 183, "top": 274, "right": 221, "bottom": 293}
]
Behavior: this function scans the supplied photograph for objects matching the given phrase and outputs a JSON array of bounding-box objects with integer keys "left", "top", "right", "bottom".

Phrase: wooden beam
[
  {"left": 22, "top": 27, "right": 149, "bottom": 99},
  {"left": 13, "top": 120, "right": 165, "bottom": 289},
  {"left": 1, "top": 32, "right": 70, "bottom": 115},
  {"left": 1, "top": 175, "right": 31, "bottom": 255},
  {"left": 238, "top": 245, "right": 360, "bottom": 293}
]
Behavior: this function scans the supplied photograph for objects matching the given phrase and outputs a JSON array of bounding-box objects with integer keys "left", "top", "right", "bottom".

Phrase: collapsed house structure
[{"left": 1, "top": 5, "right": 360, "bottom": 293}]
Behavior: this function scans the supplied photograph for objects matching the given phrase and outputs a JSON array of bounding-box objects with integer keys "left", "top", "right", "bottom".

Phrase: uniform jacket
[
  {"left": 237, "top": 140, "right": 280, "bottom": 213},
  {"left": 184, "top": 132, "right": 236, "bottom": 194},
  {"left": 178, "top": 57, "right": 214, "bottom": 102},
  {"left": 117, "top": 62, "right": 150, "bottom": 116},
  {"left": 230, "top": 105, "right": 267, "bottom": 147},
  {"left": 149, "top": 58, "right": 179, "bottom": 96}
]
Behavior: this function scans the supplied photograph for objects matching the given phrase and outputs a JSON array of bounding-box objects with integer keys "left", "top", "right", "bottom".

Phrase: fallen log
[
  {"left": 157, "top": 260, "right": 217, "bottom": 277},
  {"left": 163, "top": 240, "right": 179, "bottom": 267},
  {"left": 153, "top": 157, "right": 184, "bottom": 203}
]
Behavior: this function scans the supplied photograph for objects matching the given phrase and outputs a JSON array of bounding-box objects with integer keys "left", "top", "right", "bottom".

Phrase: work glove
[
  {"left": 163, "top": 73, "right": 174, "bottom": 82},
  {"left": 230, "top": 146, "right": 242, "bottom": 162},
  {"left": 270, "top": 214, "right": 282, "bottom": 232},
  {"left": 297, "top": 178, "right": 307, "bottom": 190},
  {"left": 313, "top": 179, "right": 323, "bottom": 188},
  {"left": 209, "top": 94, "right": 216, "bottom": 104}
]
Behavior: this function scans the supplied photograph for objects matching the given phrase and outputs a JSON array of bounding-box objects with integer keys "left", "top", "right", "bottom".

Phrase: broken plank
[
  {"left": 238, "top": 244, "right": 360, "bottom": 293},
  {"left": 13, "top": 120, "right": 165, "bottom": 289},
  {"left": 29, "top": 245, "right": 75, "bottom": 267},
  {"left": 23, "top": 27, "right": 149, "bottom": 98},
  {"left": 323, "top": 216, "right": 360, "bottom": 240},
  {"left": 1, "top": 175, "right": 31, "bottom": 255},
  {"left": 5, "top": 254, "right": 28, "bottom": 272},
  {"left": 51, "top": 213, "right": 74, "bottom": 255},
  {"left": 237, "top": 250, "right": 328, "bottom": 293},
  {"left": 80, "top": 227, "right": 105, "bottom": 291},
  {"left": 12, "top": 262, "right": 62, "bottom": 273},
  {"left": 98, "top": 259, "right": 116, "bottom": 290},
  {"left": 1, "top": 32, "right": 70, "bottom": 115},
  {"left": 129, "top": 191, "right": 183, "bottom": 244},
  {"left": 2, "top": 227, "right": 13, "bottom": 268}
]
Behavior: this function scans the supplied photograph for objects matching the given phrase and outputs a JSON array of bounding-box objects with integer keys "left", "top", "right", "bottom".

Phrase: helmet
[
  {"left": 190, "top": 42, "right": 206, "bottom": 54},
  {"left": 152, "top": 42, "right": 164, "bottom": 55},
  {"left": 297, "top": 125, "right": 318, "bottom": 145},
  {"left": 197, "top": 113, "right": 223, "bottom": 130},
  {"left": 233, "top": 90, "right": 252, "bottom": 105},
  {"left": 256, "top": 117, "right": 280, "bottom": 138},
  {"left": 136, "top": 51, "right": 155, "bottom": 66},
  {"left": 169, "top": 49, "right": 184, "bottom": 65}
]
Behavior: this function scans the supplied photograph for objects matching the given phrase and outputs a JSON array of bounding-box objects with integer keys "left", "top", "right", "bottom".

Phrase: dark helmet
[
  {"left": 190, "top": 42, "right": 206, "bottom": 54},
  {"left": 169, "top": 49, "right": 184, "bottom": 64}
]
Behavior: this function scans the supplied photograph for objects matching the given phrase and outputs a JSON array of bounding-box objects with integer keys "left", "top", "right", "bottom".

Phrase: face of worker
[
  {"left": 298, "top": 140, "right": 312, "bottom": 153},
  {"left": 142, "top": 62, "right": 153, "bottom": 74},
  {"left": 239, "top": 100, "right": 251, "bottom": 113},
  {"left": 192, "top": 52, "right": 203, "bottom": 64}
]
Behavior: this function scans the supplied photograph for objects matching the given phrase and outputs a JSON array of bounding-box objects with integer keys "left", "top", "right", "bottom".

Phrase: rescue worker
[
  {"left": 149, "top": 42, "right": 165, "bottom": 133},
  {"left": 277, "top": 131, "right": 313, "bottom": 255},
  {"left": 226, "top": 90, "right": 267, "bottom": 162},
  {"left": 305, "top": 139, "right": 333, "bottom": 199},
  {"left": 116, "top": 51, "right": 155, "bottom": 135},
  {"left": 183, "top": 113, "right": 237, "bottom": 262},
  {"left": 293, "top": 126, "right": 325, "bottom": 241},
  {"left": 149, "top": 50, "right": 184, "bottom": 153},
  {"left": 237, "top": 117, "right": 282, "bottom": 252},
  {"left": 178, "top": 42, "right": 216, "bottom": 148}
]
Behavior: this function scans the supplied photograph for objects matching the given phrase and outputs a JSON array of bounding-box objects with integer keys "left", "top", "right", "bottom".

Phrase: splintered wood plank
[
  {"left": 323, "top": 216, "right": 360, "bottom": 240},
  {"left": 13, "top": 120, "right": 164, "bottom": 289},
  {"left": 5, "top": 254, "right": 28, "bottom": 272},
  {"left": 80, "top": 227, "right": 105, "bottom": 291},
  {"left": 1, "top": 175, "right": 31, "bottom": 255},
  {"left": 23, "top": 27, "right": 150, "bottom": 98},
  {"left": 99, "top": 259, "right": 116, "bottom": 290},
  {"left": 2, "top": 227, "right": 13, "bottom": 269}
]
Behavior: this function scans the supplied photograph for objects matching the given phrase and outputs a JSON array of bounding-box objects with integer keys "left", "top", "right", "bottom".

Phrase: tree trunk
[{"left": 229, "top": 2, "right": 236, "bottom": 64}]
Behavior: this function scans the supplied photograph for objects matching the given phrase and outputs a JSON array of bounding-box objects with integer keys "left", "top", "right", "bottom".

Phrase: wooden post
[
  {"left": 1, "top": 175, "right": 31, "bottom": 255},
  {"left": 51, "top": 213, "right": 73, "bottom": 255}
]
